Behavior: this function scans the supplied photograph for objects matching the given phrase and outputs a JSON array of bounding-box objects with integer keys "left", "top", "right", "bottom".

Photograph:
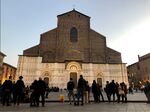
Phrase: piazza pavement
[{"left": 0, "top": 90, "right": 150, "bottom": 112}]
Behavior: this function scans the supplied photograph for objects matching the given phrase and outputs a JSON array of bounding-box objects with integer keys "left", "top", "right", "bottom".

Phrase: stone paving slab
[
  {"left": 0, "top": 102, "right": 150, "bottom": 112},
  {"left": 0, "top": 91, "right": 148, "bottom": 112},
  {"left": 46, "top": 91, "right": 147, "bottom": 101}
]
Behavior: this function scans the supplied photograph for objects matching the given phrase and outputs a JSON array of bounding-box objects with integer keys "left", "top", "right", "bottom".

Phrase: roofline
[
  {"left": 127, "top": 62, "right": 138, "bottom": 67},
  {"left": 57, "top": 9, "right": 90, "bottom": 18},
  {"left": 90, "top": 29, "right": 106, "bottom": 39},
  {"left": 0, "top": 51, "right": 6, "bottom": 57},
  {"left": 3, "top": 62, "right": 17, "bottom": 69}
]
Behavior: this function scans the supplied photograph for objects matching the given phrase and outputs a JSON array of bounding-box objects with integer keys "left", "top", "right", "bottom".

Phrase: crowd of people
[
  {"left": 0, "top": 74, "right": 149, "bottom": 107},
  {"left": 0, "top": 76, "right": 48, "bottom": 107},
  {"left": 67, "top": 75, "right": 90, "bottom": 105},
  {"left": 67, "top": 75, "right": 128, "bottom": 106}
]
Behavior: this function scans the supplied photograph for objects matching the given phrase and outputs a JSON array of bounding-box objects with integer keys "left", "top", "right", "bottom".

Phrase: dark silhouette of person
[
  {"left": 36, "top": 77, "right": 46, "bottom": 107},
  {"left": 97, "top": 84, "right": 104, "bottom": 102},
  {"left": 30, "top": 80, "right": 38, "bottom": 107},
  {"left": 115, "top": 82, "right": 120, "bottom": 103},
  {"left": 2, "top": 76, "right": 13, "bottom": 106},
  {"left": 76, "top": 75, "right": 86, "bottom": 105},
  {"left": 104, "top": 81, "right": 110, "bottom": 102},
  {"left": 85, "top": 81, "right": 90, "bottom": 103},
  {"left": 120, "top": 82, "right": 127, "bottom": 103},
  {"left": 92, "top": 80, "right": 99, "bottom": 102},
  {"left": 45, "top": 83, "right": 49, "bottom": 98},
  {"left": 67, "top": 78, "right": 75, "bottom": 104},
  {"left": 13, "top": 76, "right": 25, "bottom": 105},
  {"left": 109, "top": 80, "right": 117, "bottom": 103},
  {"left": 144, "top": 81, "right": 150, "bottom": 103},
  {"left": 128, "top": 86, "right": 133, "bottom": 94}
]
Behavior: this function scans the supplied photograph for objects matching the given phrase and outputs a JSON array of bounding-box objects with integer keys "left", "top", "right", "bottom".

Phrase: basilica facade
[{"left": 16, "top": 9, "right": 128, "bottom": 88}]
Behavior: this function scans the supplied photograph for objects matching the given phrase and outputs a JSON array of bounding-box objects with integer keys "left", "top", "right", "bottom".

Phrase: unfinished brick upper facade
[{"left": 23, "top": 9, "right": 122, "bottom": 64}]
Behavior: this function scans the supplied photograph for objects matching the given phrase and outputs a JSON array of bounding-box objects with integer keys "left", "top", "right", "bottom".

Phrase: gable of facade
[{"left": 23, "top": 9, "right": 121, "bottom": 64}]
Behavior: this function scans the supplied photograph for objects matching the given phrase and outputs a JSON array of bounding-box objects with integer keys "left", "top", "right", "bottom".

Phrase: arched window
[{"left": 70, "top": 27, "right": 78, "bottom": 42}]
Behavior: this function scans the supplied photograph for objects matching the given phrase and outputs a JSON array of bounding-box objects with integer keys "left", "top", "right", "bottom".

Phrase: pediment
[{"left": 57, "top": 9, "right": 90, "bottom": 19}]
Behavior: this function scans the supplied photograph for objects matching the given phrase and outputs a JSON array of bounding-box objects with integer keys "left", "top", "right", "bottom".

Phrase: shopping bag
[{"left": 59, "top": 94, "right": 65, "bottom": 102}]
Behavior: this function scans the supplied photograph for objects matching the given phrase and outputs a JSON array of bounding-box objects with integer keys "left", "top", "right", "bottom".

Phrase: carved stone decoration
[
  {"left": 42, "top": 51, "right": 55, "bottom": 63},
  {"left": 66, "top": 61, "right": 81, "bottom": 71},
  {"left": 65, "top": 50, "right": 83, "bottom": 61},
  {"left": 97, "top": 72, "right": 103, "bottom": 78}
]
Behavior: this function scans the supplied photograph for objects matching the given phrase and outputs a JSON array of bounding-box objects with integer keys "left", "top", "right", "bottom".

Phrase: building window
[{"left": 70, "top": 27, "right": 78, "bottom": 42}]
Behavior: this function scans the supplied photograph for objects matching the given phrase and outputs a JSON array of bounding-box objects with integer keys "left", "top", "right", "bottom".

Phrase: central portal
[{"left": 70, "top": 72, "right": 77, "bottom": 87}]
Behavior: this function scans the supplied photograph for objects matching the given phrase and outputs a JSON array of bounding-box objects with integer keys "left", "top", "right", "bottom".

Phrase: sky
[{"left": 1, "top": 0, "right": 150, "bottom": 67}]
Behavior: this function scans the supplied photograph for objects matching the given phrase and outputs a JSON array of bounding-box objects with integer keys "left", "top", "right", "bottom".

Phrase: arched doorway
[
  {"left": 44, "top": 77, "right": 49, "bottom": 85},
  {"left": 66, "top": 61, "right": 82, "bottom": 88},
  {"left": 97, "top": 78, "right": 102, "bottom": 87},
  {"left": 70, "top": 72, "right": 77, "bottom": 87}
]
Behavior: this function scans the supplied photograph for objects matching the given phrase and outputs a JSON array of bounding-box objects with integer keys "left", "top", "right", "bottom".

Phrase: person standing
[
  {"left": 37, "top": 77, "right": 46, "bottom": 107},
  {"left": 109, "top": 80, "right": 117, "bottom": 103},
  {"left": 144, "top": 81, "right": 150, "bottom": 103},
  {"left": 92, "top": 80, "right": 99, "bottom": 102},
  {"left": 85, "top": 81, "right": 90, "bottom": 103},
  {"left": 67, "top": 78, "right": 75, "bottom": 104},
  {"left": 76, "top": 75, "right": 86, "bottom": 105},
  {"left": 13, "top": 76, "right": 25, "bottom": 105},
  {"left": 115, "top": 82, "right": 120, "bottom": 103},
  {"left": 104, "top": 81, "right": 110, "bottom": 102},
  {"left": 30, "top": 80, "right": 38, "bottom": 107},
  {"left": 97, "top": 84, "right": 104, "bottom": 102},
  {"left": 2, "top": 76, "right": 13, "bottom": 106}
]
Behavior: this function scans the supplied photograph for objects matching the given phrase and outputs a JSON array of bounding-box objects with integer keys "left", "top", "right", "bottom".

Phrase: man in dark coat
[
  {"left": 67, "top": 78, "right": 75, "bottom": 104},
  {"left": 109, "top": 80, "right": 117, "bottom": 103},
  {"left": 92, "top": 80, "right": 99, "bottom": 102},
  {"left": 30, "top": 80, "right": 38, "bottom": 106},
  {"left": 104, "top": 81, "right": 110, "bottom": 102},
  {"left": 2, "top": 76, "right": 13, "bottom": 106},
  {"left": 36, "top": 77, "right": 46, "bottom": 107},
  {"left": 13, "top": 76, "right": 25, "bottom": 105},
  {"left": 76, "top": 75, "right": 86, "bottom": 105}
]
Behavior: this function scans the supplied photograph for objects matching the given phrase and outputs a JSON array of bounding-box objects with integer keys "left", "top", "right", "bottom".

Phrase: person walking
[{"left": 67, "top": 78, "right": 75, "bottom": 104}]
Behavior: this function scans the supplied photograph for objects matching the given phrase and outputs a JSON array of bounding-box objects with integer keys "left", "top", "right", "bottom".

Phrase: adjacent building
[
  {"left": 0, "top": 62, "right": 17, "bottom": 84},
  {"left": 16, "top": 9, "right": 128, "bottom": 88},
  {"left": 0, "top": 51, "right": 6, "bottom": 84},
  {"left": 127, "top": 53, "right": 150, "bottom": 87}
]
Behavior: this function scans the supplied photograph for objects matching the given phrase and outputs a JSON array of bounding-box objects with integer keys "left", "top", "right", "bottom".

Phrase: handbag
[{"left": 119, "top": 90, "right": 125, "bottom": 95}]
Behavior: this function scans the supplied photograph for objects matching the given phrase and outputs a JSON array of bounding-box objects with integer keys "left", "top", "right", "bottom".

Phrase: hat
[
  {"left": 19, "top": 76, "right": 23, "bottom": 79},
  {"left": 9, "top": 76, "right": 12, "bottom": 79}
]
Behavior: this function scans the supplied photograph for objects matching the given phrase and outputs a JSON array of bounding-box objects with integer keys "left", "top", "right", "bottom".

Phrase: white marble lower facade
[{"left": 16, "top": 56, "right": 128, "bottom": 88}]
